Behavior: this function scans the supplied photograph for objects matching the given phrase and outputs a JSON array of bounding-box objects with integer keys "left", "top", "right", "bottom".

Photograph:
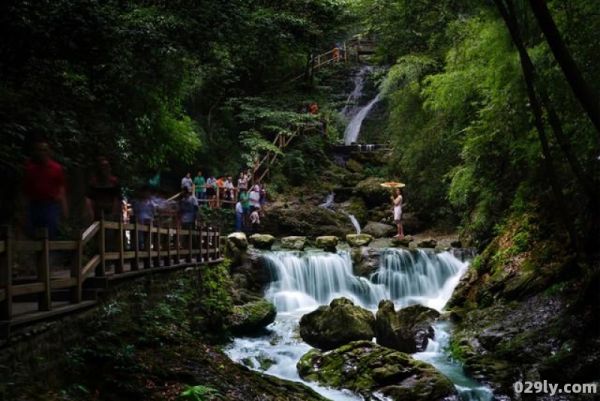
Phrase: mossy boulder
[
  {"left": 315, "top": 236, "right": 338, "bottom": 252},
  {"left": 363, "top": 221, "right": 396, "bottom": 238},
  {"left": 417, "top": 238, "right": 438, "bottom": 248},
  {"left": 249, "top": 233, "right": 276, "bottom": 250},
  {"left": 375, "top": 301, "right": 440, "bottom": 353},
  {"left": 350, "top": 246, "right": 380, "bottom": 277},
  {"left": 228, "top": 299, "right": 277, "bottom": 335},
  {"left": 391, "top": 235, "right": 414, "bottom": 247},
  {"left": 280, "top": 236, "right": 307, "bottom": 250},
  {"left": 299, "top": 297, "right": 375, "bottom": 350},
  {"left": 346, "top": 233, "right": 374, "bottom": 247},
  {"left": 226, "top": 232, "right": 249, "bottom": 263},
  {"left": 261, "top": 203, "right": 352, "bottom": 237},
  {"left": 297, "top": 340, "right": 457, "bottom": 401},
  {"left": 353, "top": 177, "right": 390, "bottom": 207}
]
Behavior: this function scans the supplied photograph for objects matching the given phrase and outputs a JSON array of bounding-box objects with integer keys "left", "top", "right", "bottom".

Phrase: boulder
[
  {"left": 261, "top": 203, "right": 352, "bottom": 238},
  {"left": 299, "top": 297, "right": 375, "bottom": 350},
  {"left": 375, "top": 301, "right": 440, "bottom": 353},
  {"left": 280, "top": 236, "right": 307, "bottom": 250},
  {"left": 227, "top": 232, "right": 248, "bottom": 251},
  {"left": 315, "top": 236, "right": 338, "bottom": 252},
  {"left": 226, "top": 232, "right": 249, "bottom": 265},
  {"left": 351, "top": 247, "right": 380, "bottom": 277},
  {"left": 417, "top": 238, "right": 437, "bottom": 248},
  {"left": 228, "top": 299, "right": 277, "bottom": 335},
  {"left": 363, "top": 221, "right": 396, "bottom": 238},
  {"left": 391, "top": 235, "right": 414, "bottom": 247},
  {"left": 450, "top": 239, "right": 462, "bottom": 248},
  {"left": 353, "top": 177, "right": 390, "bottom": 207},
  {"left": 297, "top": 340, "right": 457, "bottom": 401},
  {"left": 249, "top": 233, "right": 276, "bottom": 250},
  {"left": 346, "top": 233, "right": 374, "bottom": 247}
]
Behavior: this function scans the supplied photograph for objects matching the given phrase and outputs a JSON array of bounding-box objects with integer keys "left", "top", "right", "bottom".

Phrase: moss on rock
[
  {"left": 229, "top": 299, "right": 277, "bottom": 335},
  {"left": 297, "top": 341, "right": 457, "bottom": 401}
]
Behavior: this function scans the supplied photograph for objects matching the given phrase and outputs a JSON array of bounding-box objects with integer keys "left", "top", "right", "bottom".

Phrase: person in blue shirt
[{"left": 179, "top": 187, "right": 199, "bottom": 230}]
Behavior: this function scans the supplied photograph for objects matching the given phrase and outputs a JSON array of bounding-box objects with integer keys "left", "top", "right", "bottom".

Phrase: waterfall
[
  {"left": 262, "top": 248, "right": 466, "bottom": 312},
  {"left": 348, "top": 214, "right": 361, "bottom": 234},
  {"left": 343, "top": 94, "right": 381, "bottom": 145},
  {"left": 341, "top": 66, "right": 372, "bottom": 117},
  {"left": 226, "top": 249, "right": 492, "bottom": 401},
  {"left": 319, "top": 192, "right": 335, "bottom": 209}
]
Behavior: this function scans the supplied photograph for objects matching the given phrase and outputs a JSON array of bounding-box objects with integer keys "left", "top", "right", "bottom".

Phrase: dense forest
[{"left": 0, "top": 0, "right": 599, "bottom": 400}]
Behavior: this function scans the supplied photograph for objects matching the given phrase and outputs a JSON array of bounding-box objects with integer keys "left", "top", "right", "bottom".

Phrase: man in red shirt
[{"left": 23, "top": 140, "right": 68, "bottom": 239}]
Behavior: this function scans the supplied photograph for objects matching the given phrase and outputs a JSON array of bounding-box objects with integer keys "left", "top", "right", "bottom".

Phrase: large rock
[
  {"left": 346, "top": 233, "right": 374, "bottom": 247},
  {"left": 261, "top": 203, "right": 352, "bottom": 237},
  {"left": 299, "top": 298, "right": 375, "bottom": 350},
  {"left": 391, "top": 235, "right": 414, "bottom": 247},
  {"left": 351, "top": 246, "right": 380, "bottom": 277},
  {"left": 228, "top": 299, "right": 277, "bottom": 335},
  {"left": 298, "top": 340, "right": 458, "bottom": 401},
  {"left": 227, "top": 232, "right": 248, "bottom": 250},
  {"left": 315, "top": 236, "right": 338, "bottom": 252},
  {"left": 417, "top": 238, "right": 438, "bottom": 248},
  {"left": 363, "top": 221, "right": 396, "bottom": 238},
  {"left": 375, "top": 301, "right": 440, "bottom": 353},
  {"left": 226, "top": 232, "right": 249, "bottom": 264},
  {"left": 353, "top": 177, "right": 391, "bottom": 207},
  {"left": 280, "top": 236, "right": 307, "bottom": 250},
  {"left": 249, "top": 233, "right": 275, "bottom": 250}
]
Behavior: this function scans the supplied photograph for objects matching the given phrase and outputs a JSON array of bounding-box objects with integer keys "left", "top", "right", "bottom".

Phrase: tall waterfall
[
  {"left": 343, "top": 94, "right": 381, "bottom": 145},
  {"left": 263, "top": 248, "right": 466, "bottom": 312}
]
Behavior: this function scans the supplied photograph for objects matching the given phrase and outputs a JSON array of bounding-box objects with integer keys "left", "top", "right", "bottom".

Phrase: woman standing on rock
[{"left": 392, "top": 188, "right": 404, "bottom": 239}]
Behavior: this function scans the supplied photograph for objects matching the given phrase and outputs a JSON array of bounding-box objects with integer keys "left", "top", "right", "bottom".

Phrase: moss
[{"left": 229, "top": 299, "right": 276, "bottom": 335}]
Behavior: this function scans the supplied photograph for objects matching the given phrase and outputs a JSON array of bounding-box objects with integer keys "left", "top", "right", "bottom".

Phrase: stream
[{"left": 225, "top": 249, "right": 493, "bottom": 401}]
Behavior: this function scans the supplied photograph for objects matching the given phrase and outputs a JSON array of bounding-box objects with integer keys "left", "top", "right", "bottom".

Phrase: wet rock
[
  {"left": 450, "top": 239, "right": 462, "bottom": 248},
  {"left": 363, "top": 221, "right": 396, "bottom": 238},
  {"left": 351, "top": 246, "right": 380, "bottom": 277},
  {"left": 297, "top": 340, "right": 457, "bottom": 401},
  {"left": 315, "top": 236, "right": 338, "bottom": 252},
  {"left": 299, "top": 297, "right": 375, "bottom": 350},
  {"left": 249, "top": 233, "right": 276, "bottom": 250},
  {"left": 280, "top": 236, "right": 307, "bottom": 250},
  {"left": 391, "top": 235, "right": 414, "bottom": 247},
  {"left": 229, "top": 299, "right": 277, "bottom": 335},
  {"left": 226, "top": 232, "right": 249, "bottom": 265},
  {"left": 346, "top": 233, "right": 374, "bottom": 247},
  {"left": 227, "top": 232, "right": 248, "bottom": 250},
  {"left": 261, "top": 203, "right": 352, "bottom": 237},
  {"left": 375, "top": 301, "right": 440, "bottom": 353},
  {"left": 417, "top": 238, "right": 437, "bottom": 248}
]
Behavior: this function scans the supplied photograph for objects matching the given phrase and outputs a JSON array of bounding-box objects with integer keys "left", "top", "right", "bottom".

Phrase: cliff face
[{"left": 447, "top": 213, "right": 600, "bottom": 399}]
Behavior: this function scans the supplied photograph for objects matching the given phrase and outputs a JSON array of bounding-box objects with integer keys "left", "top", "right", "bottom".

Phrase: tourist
[
  {"left": 193, "top": 170, "right": 206, "bottom": 204},
  {"left": 235, "top": 200, "right": 244, "bottom": 232},
  {"left": 239, "top": 190, "right": 250, "bottom": 229},
  {"left": 206, "top": 175, "right": 217, "bottom": 208},
  {"left": 23, "top": 139, "right": 68, "bottom": 239},
  {"left": 308, "top": 102, "right": 319, "bottom": 115},
  {"left": 249, "top": 184, "right": 261, "bottom": 209},
  {"left": 391, "top": 188, "right": 404, "bottom": 239},
  {"left": 181, "top": 172, "right": 193, "bottom": 192},
  {"left": 237, "top": 172, "right": 248, "bottom": 193},
  {"left": 179, "top": 187, "right": 198, "bottom": 230},
  {"left": 216, "top": 176, "right": 225, "bottom": 207},
  {"left": 250, "top": 206, "right": 261, "bottom": 233},
  {"left": 86, "top": 157, "right": 121, "bottom": 221},
  {"left": 132, "top": 185, "right": 156, "bottom": 250},
  {"left": 224, "top": 175, "right": 235, "bottom": 201},
  {"left": 259, "top": 183, "right": 268, "bottom": 207}
]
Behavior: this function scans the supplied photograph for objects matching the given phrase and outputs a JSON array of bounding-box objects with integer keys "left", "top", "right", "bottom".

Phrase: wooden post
[
  {"left": 132, "top": 220, "right": 140, "bottom": 271},
  {"left": 71, "top": 230, "right": 83, "bottom": 303},
  {"left": 216, "top": 187, "right": 221, "bottom": 208},
  {"left": 165, "top": 221, "right": 172, "bottom": 267},
  {"left": 97, "top": 213, "right": 106, "bottom": 276},
  {"left": 176, "top": 224, "right": 181, "bottom": 265},
  {"left": 146, "top": 220, "right": 152, "bottom": 269},
  {"left": 1, "top": 226, "right": 14, "bottom": 320},
  {"left": 116, "top": 216, "right": 124, "bottom": 274},
  {"left": 155, "top": 217, "right": 161, "bottom": 268},
  {"left": 187, "top": 225, "right": 193, "bottom": 263},
  {"left": 215, "top": 230, "right": 221, "bottom": 260},
  {"left": 37, "top": 228, "right": 51, "bottom": 311}
]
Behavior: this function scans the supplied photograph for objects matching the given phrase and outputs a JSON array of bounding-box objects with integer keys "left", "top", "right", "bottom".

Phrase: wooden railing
[{"left": 0, "top": 218, "right": 221, "bottom": 333}]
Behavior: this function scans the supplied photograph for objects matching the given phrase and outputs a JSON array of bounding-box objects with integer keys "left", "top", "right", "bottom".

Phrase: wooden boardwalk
[{"left": 0, "top": 218, "right": 222, "bottom": 339}]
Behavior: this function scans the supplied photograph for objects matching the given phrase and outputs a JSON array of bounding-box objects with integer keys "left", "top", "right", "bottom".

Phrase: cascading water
[
  {"left": 226, "top": 248, "right": 491, "bottom": 400},
  {"left": 342, "top": 66, "right": 382, "bottom": 145},
  {"left": 343, "top": 94, "right": 381, "bottom": 145},
  {"left": 348, "top": 214, "right": 361, "bottom": 234}
]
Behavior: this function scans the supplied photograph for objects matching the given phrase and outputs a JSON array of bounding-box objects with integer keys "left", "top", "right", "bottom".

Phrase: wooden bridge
[{"left": 0, "top": 217, "right": 222, "bottom": 339}]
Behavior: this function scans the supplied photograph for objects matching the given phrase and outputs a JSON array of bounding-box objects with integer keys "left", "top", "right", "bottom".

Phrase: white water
[
  {"left": 226, "top": 249, "right": 491, "bottom": 400},
  {"left": 343, "top": 94, "right": 381, "bottom": 145},
  {"left": 342, "top": 66, "right": 373, "bottom": 117},
  {"left": 348, "top": 214, "right": 361, "bottom": 234}
]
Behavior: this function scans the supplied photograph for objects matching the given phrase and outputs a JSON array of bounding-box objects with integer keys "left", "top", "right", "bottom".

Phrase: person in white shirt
[
  {"left": 250, "top": 207, "right": 260, "bottom": 233},
  {"left": 181, "top": 172, "right": 193, "bottom": 191},
  {"left": 249, "top": 184, "right": 261, "bottom": 209},
  {"left": 235, "top": 201, "right": 244, "bottom": 231},
  {"left": 224, "top": 175, "right": 235, "bottom": 200},
  {"left": 391, "top": 188, "right": 404, "bottom": 239}
]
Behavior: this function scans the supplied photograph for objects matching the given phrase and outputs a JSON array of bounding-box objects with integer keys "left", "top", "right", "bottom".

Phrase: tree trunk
[
  {"left": 494, "top": 0, "right": 578, "bottom": 250},
  {"left": 528, "top": 0, "right": 600, "bottom": 139}
]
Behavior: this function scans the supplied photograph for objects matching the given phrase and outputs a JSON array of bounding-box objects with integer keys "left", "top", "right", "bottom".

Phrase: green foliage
[
  {"left": 194, "top": 259, "right": 234, "bottom": 335},
  {"left": 178, "top": 385, "right": 222, "bottom": 401}
]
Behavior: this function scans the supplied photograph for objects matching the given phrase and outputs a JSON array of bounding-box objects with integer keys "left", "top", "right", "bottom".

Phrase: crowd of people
[{"left": 20, "top": 139, "right": 267, "bottom": 241}]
